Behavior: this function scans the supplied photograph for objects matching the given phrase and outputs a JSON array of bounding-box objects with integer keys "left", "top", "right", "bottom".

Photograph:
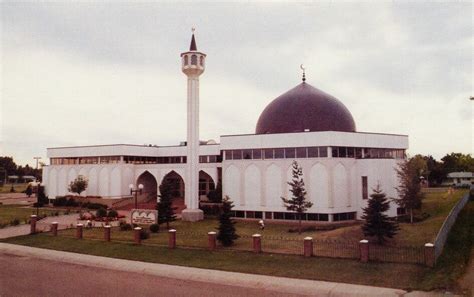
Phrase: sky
[{"left": 0, "top": 1, "right": 472, "bottom": 166}]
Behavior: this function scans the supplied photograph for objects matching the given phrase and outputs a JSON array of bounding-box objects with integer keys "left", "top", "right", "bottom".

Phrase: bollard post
[
  {"left": 304, "top": 237, "right": 313, "bottom": 257},
  {"left": 76, "top": 224, "right": 83, "bottom": 239},
  {"left": 169, "top": 229, "right": 176, "bottom": 249},
  {"left": 424, "top": 243, "right": 436, "bottom": 267},
  {"left": 104, "top": 225, "right": 111, "bottom": 242},
  {"left": 208, "top": 231, "right": 217, "bottom": 251},
  {"left": 30, "top": 215, "right": 37, "bottom": 234},
  {"left": 359, "top": 239, "right": 369, "bottom": 263},
  {"left": 134, "top": 227, "right": 142, "bottom": 245},
  {"left": 253, "top": 234, "right": 262, "bottom": 253},
  {"left": 51, "top": 222, "right": 58, "bottom": 236}
]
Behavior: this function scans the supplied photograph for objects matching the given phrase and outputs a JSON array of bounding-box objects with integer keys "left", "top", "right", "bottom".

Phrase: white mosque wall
[
  {"left": 222, "top": 157, "right": 401, "bottom": 217},
  {"left": 43, "top": 163, "right": 219, "bottom": 200}
]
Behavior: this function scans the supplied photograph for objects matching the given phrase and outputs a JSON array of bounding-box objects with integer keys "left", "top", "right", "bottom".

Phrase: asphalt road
[{"left": 0, "top": 252, "right": 302, "bottom": 297}]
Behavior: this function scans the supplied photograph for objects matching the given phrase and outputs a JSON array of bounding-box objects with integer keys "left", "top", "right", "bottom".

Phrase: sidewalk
[
  {"left": 0, "top": 243, "right": 446, "bottom": 297},
  {"left": 0, "top": 214, "right": 79, "bottom": 239}
]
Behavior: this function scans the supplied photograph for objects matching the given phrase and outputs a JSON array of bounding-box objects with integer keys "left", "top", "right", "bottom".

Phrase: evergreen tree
[
  {"left": 281, "top": 161, "right": 313, "bottom": 234},
  {"left": 207, "top": 180, "right": 222, "bottom": 203},
  {"left": 395, "top": 158, "right": 424, "bottom": 223},
  {"left": 217, "top": 196, "right": 239, "bottom": 246},
  {"left": 156, "top": 179, "right": 176, "bottom": 229},
  {"left": 362, "top": 184, "right": 399, "bottom": 244}
]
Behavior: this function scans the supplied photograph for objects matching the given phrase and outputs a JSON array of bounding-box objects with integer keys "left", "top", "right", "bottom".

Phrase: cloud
[{"left": 1, "top": 2, "right": 472, "bottom": 165}]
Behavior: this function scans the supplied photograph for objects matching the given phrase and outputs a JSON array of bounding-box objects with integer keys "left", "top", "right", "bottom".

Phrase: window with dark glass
[
  {"left": 199, "top": 56, "right": 204, "bottom": 66},
  {"left": 274, "top": 148, "right": 284, "bottom": 159},
  {"left": 273, "top": 212, "right": 284, "bottom": 220},
  {"left": 232, "top": 150, "right": 242, "bottom": 160},
  {"left": 254, "top": 211, "right": 263, "bottom": 219},
  {"left": 263, "top": 149, "right": 273, "bottom": 159},
  {"left": 246, "top": 211, "right": 255, "bottom": 219},
  {"left": 242, "top": 149, "right": 252, "bottom": 159},
  {"left": 347, "top": 147, "right": 355, "bottom": 158},
  {"left": 184, "top": 55, "right": 188, "bottom": 65},
  {"left": 296, "top": 147, "right": 307, "bottom": 158},
  {"left": 252, "top": 149, "right": 262, "bottom": 159},
  {"left": 362, "top": 176, "right": 368, "bottom": 200},
  {"left": 319, "top": 147, "right": 328, "bottom": 157},
  {"left": 355, "top": 148, "right": 363, "bottom": 159},
  {"left": 285, "top": 147, "right": 296, "bottom": 159},
  {"left": 332, "top": 147, "right": 339, "bottom": 158},
  {"left": 225, "top": 151, "right": 232, "bottom": 160},
  {"left": 307, "top": 147, "right": 319, "bottom": 158},
  {"left": 199, "top": 156, "right": 208, "bottom": 163},
  {"left": 338, "top": 147, "right": 347, "bottom": 158},
  {"left": 265, "top": 212, "right": 273, "bottom": 219}
]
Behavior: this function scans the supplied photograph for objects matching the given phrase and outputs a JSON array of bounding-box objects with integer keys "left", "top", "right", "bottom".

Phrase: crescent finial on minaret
[{"left": 300, "top": 64, "right": 306, "bottom": 82}]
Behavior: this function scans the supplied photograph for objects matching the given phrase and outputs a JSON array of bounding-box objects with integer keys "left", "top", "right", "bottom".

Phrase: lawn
[
  {"left": 0, "top": 183, "right": 29, "bottom": 193},
  {"left": 0, "top": 204, "right": 63, "bottom": 227}
]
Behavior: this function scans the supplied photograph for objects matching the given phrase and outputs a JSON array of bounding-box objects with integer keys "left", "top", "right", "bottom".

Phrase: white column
[{"left": 186, "top": 76, "right": 200, "bottom": 210}]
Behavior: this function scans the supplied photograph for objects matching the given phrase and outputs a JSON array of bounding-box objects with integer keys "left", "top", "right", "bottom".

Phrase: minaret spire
[{"left": 190, "top": 27, "right": 197, "bottom": 51}]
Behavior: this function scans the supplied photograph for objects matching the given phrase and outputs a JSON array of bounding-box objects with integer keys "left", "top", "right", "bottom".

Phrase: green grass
[
  {"left": 0, "top": 183, "right": 29, "bottom": 193},
  {"left": 417, "top": 200, "right": 474, "bottom": 293},
  {"left": 1, "top": 233, "right": 427, "bottom": 290},
  {"left": 0, "top": 204, "right": 62, "bottom": 226}
]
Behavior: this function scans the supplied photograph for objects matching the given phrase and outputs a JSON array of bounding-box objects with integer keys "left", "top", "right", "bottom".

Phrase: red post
[
  {"left": 30, "top": 215, "right": 37, "bottom": 234},
  {"left": 51, "top": 222, "right": 58, "bottom": 236},
  {"left": 424, "top": 243, "right": 436, "bottom": 267},
  {"left": 169, "top": 229, "right": 176, "bottom": 249},
  {"left": 104, "top": 225, "right": 111, "bottom": 242},
  {"left": 208, "top": 231, "right": 217, "bottom": 251},
  {"left": 134, "top": 227, "right": 142, "bottom": 245},
  {"left": 359, "top": 239, "right": 369, "bottom": 263},
  {"left": 304, "top": 237, "right": 313, "bottom": 257},
  {"left": 253, "top": 234, "right": 262, "bottom": 253},
  {"left": 76, "top": 224, "right": 83, "bottom": 239}
]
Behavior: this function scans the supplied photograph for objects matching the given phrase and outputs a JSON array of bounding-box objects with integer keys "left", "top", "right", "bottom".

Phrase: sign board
[{"left": 131, "top": 209, "right": 158, "bottom": 225}]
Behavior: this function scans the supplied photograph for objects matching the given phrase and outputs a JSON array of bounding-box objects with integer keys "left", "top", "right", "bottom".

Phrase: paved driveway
[{"left": 0, "top": 214, "right": 79, "bottom": 239}]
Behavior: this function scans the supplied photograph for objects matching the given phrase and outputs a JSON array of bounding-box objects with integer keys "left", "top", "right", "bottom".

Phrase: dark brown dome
[{"left": 255, "top": 82, "right": 356, "bottom": 134}]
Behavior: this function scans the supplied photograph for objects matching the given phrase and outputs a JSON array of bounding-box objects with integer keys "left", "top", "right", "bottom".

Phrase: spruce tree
[
  {"left": 156, "top": 179, "right": 176, "bottom": 229},
  {"left": 217, "top": 196, "right": 239, "bottom": 246},
  {"left": 362, "top": 184, "right": 399, "bottom": 244},
  {"left": 281, "top": 161, "right": 313, "bottom": 234}
]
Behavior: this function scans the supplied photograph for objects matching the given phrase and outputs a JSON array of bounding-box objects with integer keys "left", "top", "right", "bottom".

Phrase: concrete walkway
[
  {"left": 0, "top": 243, "right": 447, "bottom": 296},
  {"left": 0, "top": 214, "right": 79, "bottom": 239}
]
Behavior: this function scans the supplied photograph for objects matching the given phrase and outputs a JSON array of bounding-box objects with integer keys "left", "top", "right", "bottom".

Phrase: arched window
[
  {"left": 200, "top": 56, "right": 204, "bottom": 66},
  {"left": 191, "top": 55, "right": 198, "bottom": 65},
  {"left": 184, "top": 55, "right": 188, "bottom": 65}
]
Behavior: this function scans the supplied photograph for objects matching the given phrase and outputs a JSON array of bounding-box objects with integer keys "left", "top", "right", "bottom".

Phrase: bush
[
  {"left": 200, "top": 203, "right": 222, "bottom": 216},
  {"left": 33, "top": 202, "right": 44, "bottom": 208},
  {"left": 149, "top": 224, "right": 159, "bottom": 233},
  {"left": 139, "top": 229, "right": 150, "bottom": 240},
  {"left": 65, "top": 198, "right": 79, "bottom": 207},
  {"left": 96, "top": 207, "right": 107, "bottom": 218},
  {"left": 87, "top": 203, "right": 107, "bottom": 210},
  {"left": 107, "top": 209, "right": 118, "bottom": 218},
  {"left": 119, "top": 221, "right": 132, "bottom": 231},
  {"left": 10, "top": 218, "right": 20, "bottom": 226},
  {"left": 53, "top": 197, "right": 67, "bottom": 207}
]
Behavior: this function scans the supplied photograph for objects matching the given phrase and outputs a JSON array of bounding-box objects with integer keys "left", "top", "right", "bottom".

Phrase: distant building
[
  {"left": 42, "top": 32, "right": 409, "bottom": 222},
  {"left": 445, "top": 172, "right": 474, "bottom": 187}
]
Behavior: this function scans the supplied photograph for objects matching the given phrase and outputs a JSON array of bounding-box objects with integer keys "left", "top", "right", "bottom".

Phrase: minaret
[{"left": 180, "top": 29, "right": 206, "bottom": 221}]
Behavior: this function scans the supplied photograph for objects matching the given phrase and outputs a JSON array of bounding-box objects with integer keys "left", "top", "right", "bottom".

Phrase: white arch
[
  {"left": 309, "top": 163, "right": 329, "bottom": 208},
  {"left": 58, "top": 168, "right": 67, "bottom": 196},
  {"left": 110, "top": 166, "right": 122, "bottom": 197},
  {"left": 265, "top": 163, "right": 282, "bottom": 207},
  {"left": 224, "top": 165, "right": 240, "bottom": 205},
  {"left": 67, "top": 168, "right": 77, "bottom": 184},
  {"left": 199, "top": 167, "right": 218, "bottom": 186},
  {"left": 48, "top": 168, "right": 58, "bottom": 198},
  {"left": 333, "top": 163, "right": 348, "bottom": 208},
  {"left": 285, "top": 165, "right": 294, "bottom": 198},
  {"left": 98, "top": 167, "right": 109, "bottom": 197},
  {"left": 78, "top": 167, "right": 89, "bottom": 196},
  {"left": 244, "top": 164, "right": 260, "bottom": 207},
  {"left": 88, "top": 167, "right": 98, "bottom": 196}
]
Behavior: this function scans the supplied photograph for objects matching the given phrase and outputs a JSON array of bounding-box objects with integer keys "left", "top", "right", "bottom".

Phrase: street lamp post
[{"left": 129, "top": 184, "right": 144, "bottom": 209}]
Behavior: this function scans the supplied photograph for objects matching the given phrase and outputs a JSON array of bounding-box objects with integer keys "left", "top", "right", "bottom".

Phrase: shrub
[
  {"left": 53, "top": 197, "right": 67, "bottom": 207},
  {"left": 107, "top": 209, "right": 118, "bottom": 218},
  {"left": 119, "top": 221, "right": 132, "bottom": 231},
  {"left": 10, "top": 218, "right": 20, "bottom": 226},
  {"left": 87, "top": 203, "right": 107, "bottom": 210},
  {"left": 96, "top": 207, "right": 107, "bottom": 218},
  {"left": 65, "top": 198, "right": 79, "bottom": 207},
  {"left": 33, "top": 202, "right": 44, "bottom": 208},
  {"left": 149, "top": 224, "right": 159, "bottom": 233},
  {"left": 139, "top": 229, "right": 150, "bottom": 240}
]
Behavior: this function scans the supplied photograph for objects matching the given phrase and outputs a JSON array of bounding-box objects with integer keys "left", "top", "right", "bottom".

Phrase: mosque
[{"left": 42, "top": 33, "right": 408, "bottom": 222}]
